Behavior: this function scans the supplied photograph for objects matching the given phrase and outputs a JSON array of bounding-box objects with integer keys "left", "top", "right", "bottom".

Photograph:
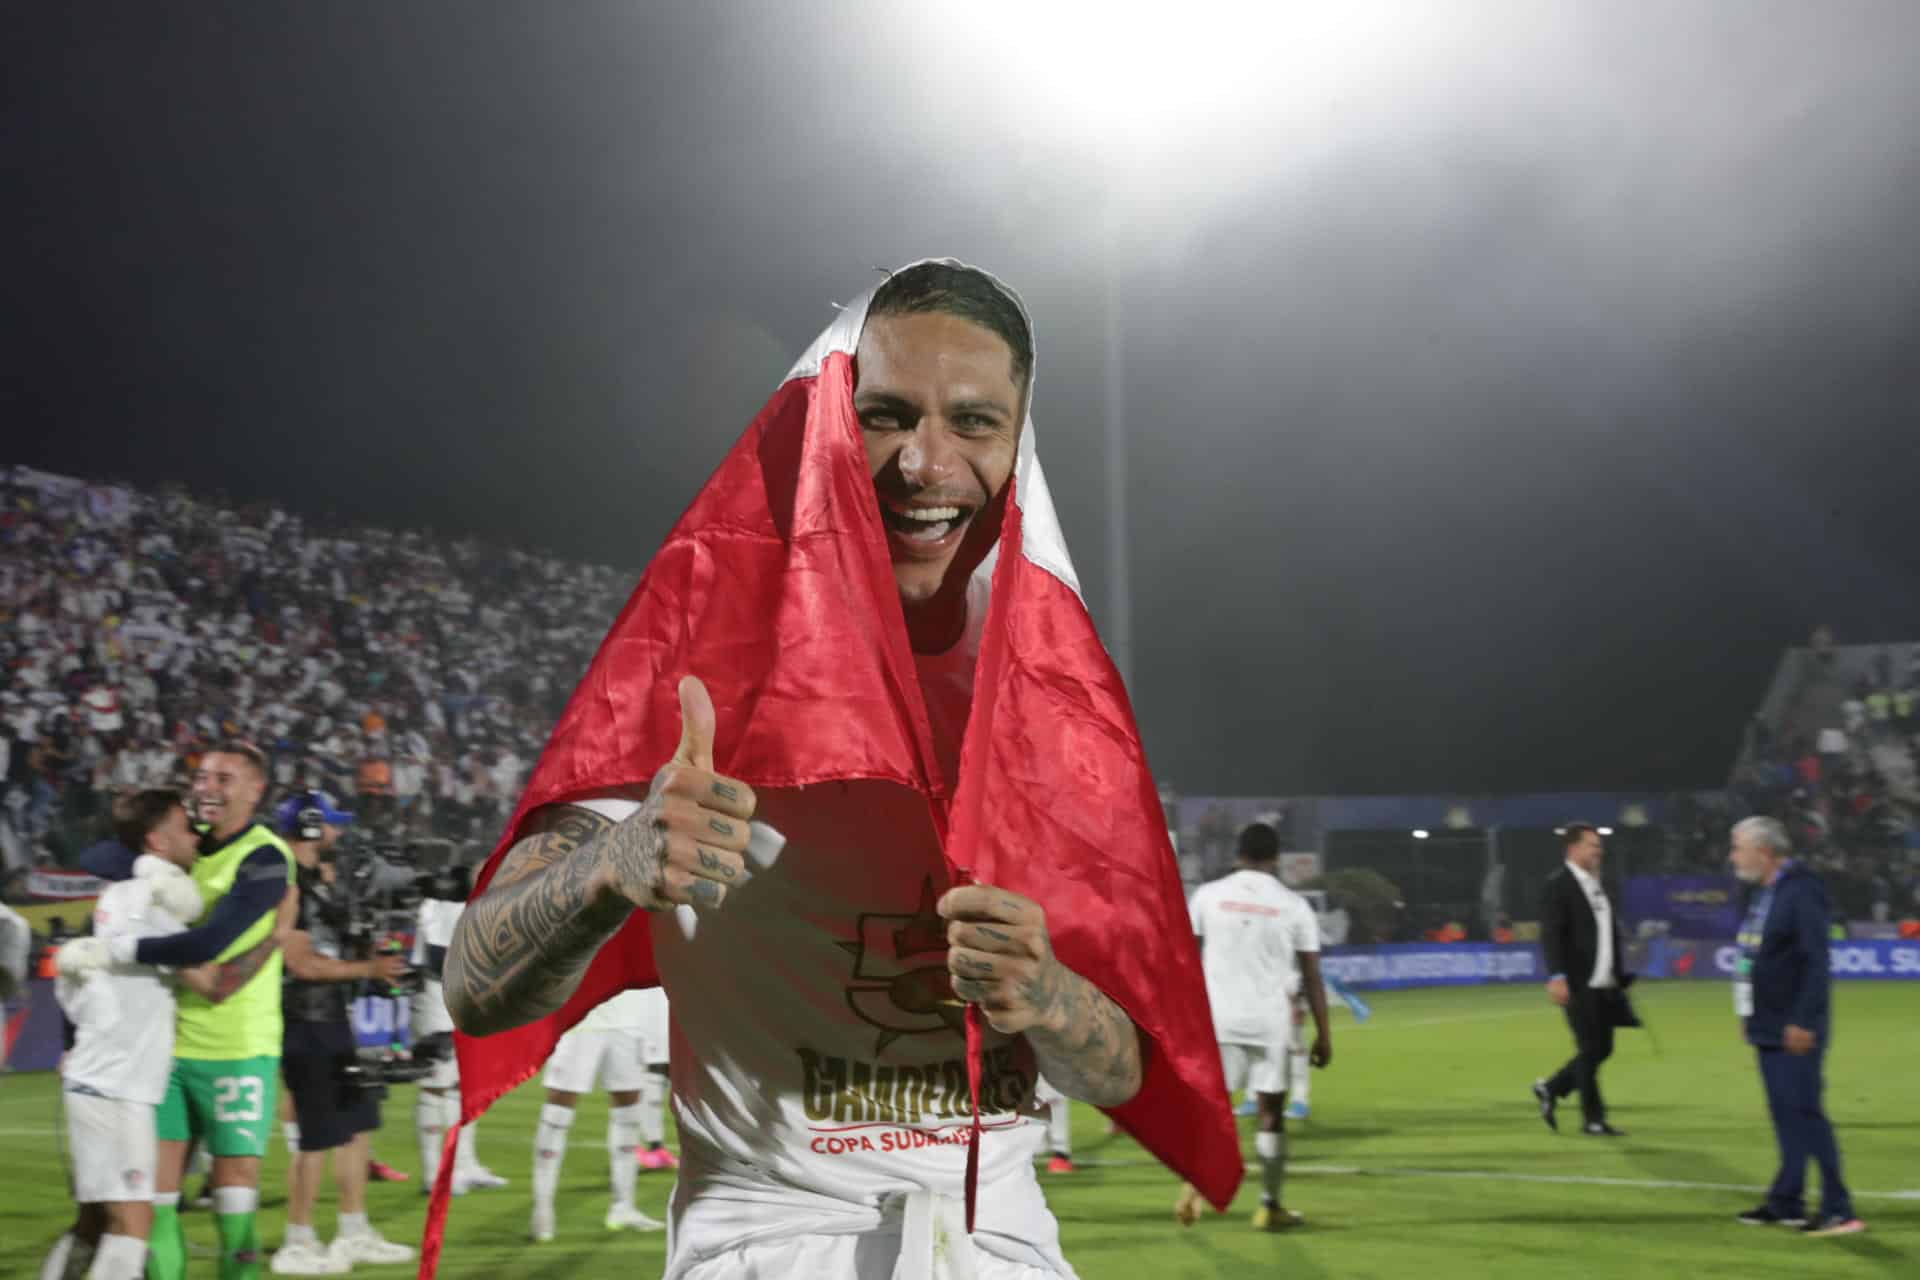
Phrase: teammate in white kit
[
  {"left": 1031, "top": 1078, "right": 1074, "bottom": 1174},
  {"left": 42, "top": 790, "right": 275, "bottom": 1280},
  {"left": 446, "top": 264, "right": 1148, "bottom": 1278},
  {"left": 528, "top": 987, "right": 671, "bottom": 1240},
  {"left": 412, "top": 888, "right": 508, "bottom": 1195},
  {"left": 1176, "top": 823, "right": 1331, "bottom": 1232}
]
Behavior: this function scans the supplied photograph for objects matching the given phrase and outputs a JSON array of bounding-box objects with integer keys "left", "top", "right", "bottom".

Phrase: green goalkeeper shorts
[{"left": 156, "top": 1056, "right": 280, "bottom": 1158}]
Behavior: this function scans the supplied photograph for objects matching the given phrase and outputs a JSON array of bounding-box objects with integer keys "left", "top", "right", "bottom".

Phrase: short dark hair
[
  {"left": 1562, "top": 822, "right": 1602, "bottom": 849},
  {"left": 211, "top": 739, "right": 268, "bottom": 779},
  {"left": 114, "top": 789, "right": 184, "bottom": 853},
  {"left": 868, "top": 263, "right": 1033, "bottom": 393},
  {"left": 1237, "top": 822, "right": 1281, "bottom": 863}
]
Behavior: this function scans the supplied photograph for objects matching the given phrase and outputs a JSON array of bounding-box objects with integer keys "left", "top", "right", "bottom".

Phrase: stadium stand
[{"left": 0, "top": 465, "right": 633, "bottom": 887}]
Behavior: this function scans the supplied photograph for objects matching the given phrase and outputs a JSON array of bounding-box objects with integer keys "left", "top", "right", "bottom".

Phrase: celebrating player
[
  {"left": 134, "top": 742, "right": 297, "bottom": 1280},
  {"left": 1177, "top": 822, "right": 1331, "bottom": 1231},
  {"left": 45, "top": 790, "right": 281, "bottom": 1280},
  {"left": 446, "top": 263, "right": 1157, "bottom": 1278}
]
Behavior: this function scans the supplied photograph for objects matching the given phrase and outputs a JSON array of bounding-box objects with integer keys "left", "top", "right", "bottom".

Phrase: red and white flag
[{"left": 421, "top": 261, "right": 1238, "bottom": 1277}]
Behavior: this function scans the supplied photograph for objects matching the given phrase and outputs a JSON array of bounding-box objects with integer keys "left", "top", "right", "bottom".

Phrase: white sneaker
[
  {"left": 453, "top": 1165, "right": 509, "bottom": 1193},
  {"left": 330, "top": 1231, "right": 415, "bottom": 1266},
  {"left": 530, "top": 1205, "right": 556, "bottom": 1243},
  {"left": 270, "top": 1242, "right": 350, "bottom": 1276},
  {"left": 604, "top": 1203, "right": 665, "bottom": 1232}
]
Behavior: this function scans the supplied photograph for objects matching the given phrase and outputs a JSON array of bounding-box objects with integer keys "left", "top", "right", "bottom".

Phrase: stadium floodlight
[
  {"left": 1598, "top": 827, "right": 1615, "bottom": 836},
  {"left": 1411, "top": 829, "right": 1431, "bottom": 840}
]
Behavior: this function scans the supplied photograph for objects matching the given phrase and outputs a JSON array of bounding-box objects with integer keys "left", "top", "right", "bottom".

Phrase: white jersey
[
  {"left": 580, "top": 986, "right": 654, "bottom": 1032},
  {"left": 411, "top": 898, "right": 465, "bottom": 1039},
  {"left": 1188, "top": 868, "right": 1320, "bottom": 1048},
  {"left": 58, "top": 859, "right": 190, "bottom": 1106},
  {"left": 577, "top": 580, "right": 1067, "bottom": 1276}
]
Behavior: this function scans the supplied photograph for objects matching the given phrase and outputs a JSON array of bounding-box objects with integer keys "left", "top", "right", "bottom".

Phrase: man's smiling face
[{"left": 854, "top": 310, "right": 1023, "bottom": 609}]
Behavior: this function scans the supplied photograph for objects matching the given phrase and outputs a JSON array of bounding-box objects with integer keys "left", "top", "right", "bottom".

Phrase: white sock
[
  {"left": 531, "top": 1103, "right": 574, "bottom": 1212},
  {"left": 639, "top": 1072, "right": 668, "bottom": 1147},
  {"left": 417, "top": 1091, "right": 452, "bottom": 1184},
  {"left": 337, "top": 1211, "right": 370, "bottom": 1239},
  {"left": 213, "top": 1186, "right": 258, "bottom": 1216},
  {"left": 284, "top": 1119, "right": 302, "bottom": 1152},
  {"left": 1047, "top": 1096, "right": 1072, "bottom": 1156},
  {"left": 608, "top": 1104, "right": 642, "bottom": 1208},
  {"left": 36, "top": 1232, "right": 74, "bottom": 1280},
  {"left": 282, "top": 1222, "right": 319, "bottom": 1249},
  {"left": 1289, "top": 1049, "right": 1311, "bottom": 1103},
  {"left": 456, "top": 1117, "right": 482, "bottom": 1173},
  {"left": 189, "top": 1146, "right": 212, "bottom": 1176},
  {"left": 85, "top": 1234, "right": 146, "bottom": 1280},
  {"left": 1255, "top": 1130, "right": 1285, "bottom": 1205}
]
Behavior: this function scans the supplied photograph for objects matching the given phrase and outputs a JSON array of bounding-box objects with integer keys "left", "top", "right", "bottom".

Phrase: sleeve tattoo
[
  {"left": 443, "top": 804, "right": 643, "bottom": 1036},
  {"left": 1021, "top": 963, "right": 1145, "bottom": 1108}
]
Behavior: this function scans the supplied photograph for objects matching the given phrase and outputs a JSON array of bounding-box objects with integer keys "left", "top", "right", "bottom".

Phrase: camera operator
[{"left": 270, "top": 793, "right": 414, "bottom": 1276}]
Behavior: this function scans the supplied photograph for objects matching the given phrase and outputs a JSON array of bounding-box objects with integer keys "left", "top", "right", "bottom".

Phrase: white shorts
[
  {"left": 544, "top": 1026, "right": 647, "bottom": 1094},
  {"left": 677, "top": 1232, "right": 1062, "bottom": 1280},
  {"left": 65, "top": 1089, "right": 157, "bottom": 1203},
  {"left": 421, "top": 1056, "right": 460, "bottom": 1091},
  {"left": 1218, "top": 1041, "right": 1289, "bottom": 1097},
  {"left": 633, "top": 987, "right": 670, "bottom": 1066}
]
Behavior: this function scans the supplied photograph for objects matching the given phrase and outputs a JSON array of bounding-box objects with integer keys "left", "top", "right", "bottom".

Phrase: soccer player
[
  {"left": 1176, "top": 822, "right": 1331, "bottom": 1231},
  {"left": 133, "top": 742, "right": 297, "bottom": 1280},
  {"left": 412, "top": 878, "right": 509, "bottom": 1195},
  {"left": 1033, "top": 1078, "right": 1074, "bottom": 1174},
  {"left": 45, "top": 790, "right": 280, "bottom": 1280},
  {"left": 447, "top": 263, "right": 1148, "bottom": 1277},
  {"left": 529, "top": 989, "right": 668, "bottom": 1240}
]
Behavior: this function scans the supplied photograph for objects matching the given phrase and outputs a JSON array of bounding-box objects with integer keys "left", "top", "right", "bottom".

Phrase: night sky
[{"left": 7, "top": 2, "right": 1920, "bottom": 796}]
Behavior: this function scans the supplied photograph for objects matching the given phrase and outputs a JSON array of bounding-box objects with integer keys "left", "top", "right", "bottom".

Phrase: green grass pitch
[{"left": 2, "top": 982, "right": 1913, "bottom": 1277}]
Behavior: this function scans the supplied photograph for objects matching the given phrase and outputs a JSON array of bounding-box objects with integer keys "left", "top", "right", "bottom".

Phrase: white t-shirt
[
  {"left": 1566, "top": 861, "right": 1616, "bottom": 989},
  {"left": 1188, "top": 868, "right": 1321, "bottom": 1048},
  {"left": 58, "top": 859, "right": 191, "bottom": 1106},
  {"left": 573, "top": 580, "right": 1066, "bottom": 1274}
]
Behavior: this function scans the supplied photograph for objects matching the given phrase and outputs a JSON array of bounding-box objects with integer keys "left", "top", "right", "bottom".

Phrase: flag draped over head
[{"left": 421, "top": 259, "right": 1239, "bottom": 1278}]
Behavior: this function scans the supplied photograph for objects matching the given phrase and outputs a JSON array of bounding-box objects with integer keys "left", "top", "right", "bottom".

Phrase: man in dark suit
[
  {"left": 1727, "top": 817, "right": 1864, "bottom": 1236},
  {"left": 1532, "top": 823, "right": 1637, "bottom": 1136}
]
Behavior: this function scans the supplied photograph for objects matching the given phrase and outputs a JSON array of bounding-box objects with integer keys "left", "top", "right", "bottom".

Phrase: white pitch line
[{"left": 1354, "top": 1009, "right": 1539, "bottom": 1030}]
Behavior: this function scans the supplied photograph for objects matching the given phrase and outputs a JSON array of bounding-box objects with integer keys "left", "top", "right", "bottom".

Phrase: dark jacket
[
  {"left": 1743, "top": 861, "right": 1831, "bottom": 1047},
  {"left": 1540, "top": 865, "right": 1633, "bottom": 993}
]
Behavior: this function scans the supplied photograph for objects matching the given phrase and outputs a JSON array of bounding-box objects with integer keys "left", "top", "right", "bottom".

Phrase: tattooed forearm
[
  {"left": 444, "top": 805, "right": 642, "bottom": 1036},
  {"left": 204, "top": 933, "right": 283, "bottom": 1004},
  {"left": 1022, "top": 965, "right": 1145, "bottom": 1107}
]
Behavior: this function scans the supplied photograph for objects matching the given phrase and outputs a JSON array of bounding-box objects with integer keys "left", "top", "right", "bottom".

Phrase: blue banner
[
  {"left": 1622, "top": 875, "right": 1740, "bottom": 938},
  {"left": 1320, "top": 942, "right": 1543, "bottom": 990},
  {"left": 351, "top": 993, "right": 412, "bottom": 1050},
  {"left": 1638, "top": 937, "right": 1920, "bottom": 981}
]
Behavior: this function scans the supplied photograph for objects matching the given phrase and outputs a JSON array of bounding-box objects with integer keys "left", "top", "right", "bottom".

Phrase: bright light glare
[
  {"left": 1412, "top": 829, "right": 1431, "bottom": 840},
  {"left": 1598, "top": 827, "right": 1614, "bottom": 836},
  {"left": 944, "top": 0, "right": 1440, "bottom": 146}
]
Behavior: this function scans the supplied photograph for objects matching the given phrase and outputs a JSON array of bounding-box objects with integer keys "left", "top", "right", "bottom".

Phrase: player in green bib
[{"left": 126, "top": 742, "right": 295, "bottom": 1280}]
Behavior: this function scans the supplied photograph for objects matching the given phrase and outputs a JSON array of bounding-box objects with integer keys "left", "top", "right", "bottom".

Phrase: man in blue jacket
[{"left": 1727, "top": 817, "right": 1865, "bottom": 1237}]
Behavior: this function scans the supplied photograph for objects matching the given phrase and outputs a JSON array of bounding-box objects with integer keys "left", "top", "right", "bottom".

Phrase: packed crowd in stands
[
  {"left": 1734, "top": 634, "right": 1920, "bottom": 921},
  {"left": 0, "top": 466, "right": 634, "bottom": 893}
]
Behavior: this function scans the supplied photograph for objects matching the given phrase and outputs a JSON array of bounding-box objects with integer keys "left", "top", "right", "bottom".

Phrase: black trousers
[{"left": 1546, "top": 988, "right": 1623, "bottom": 1125}]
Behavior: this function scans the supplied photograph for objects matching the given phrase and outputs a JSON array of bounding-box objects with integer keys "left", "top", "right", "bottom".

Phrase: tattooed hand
[
  {"left": 445, "top": 675, "right": 758, "bottom": 1036},
  {"left": 597, "top": 675, "right": 760, "bottom": 913},
  {"left": 939, "top": 883, "right": 1144, "bottom": 1107}
]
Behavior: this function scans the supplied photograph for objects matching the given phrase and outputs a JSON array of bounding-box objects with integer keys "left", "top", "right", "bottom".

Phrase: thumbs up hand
[{"left": 606, "top": 676, "right": 762, "bottom": 913}]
